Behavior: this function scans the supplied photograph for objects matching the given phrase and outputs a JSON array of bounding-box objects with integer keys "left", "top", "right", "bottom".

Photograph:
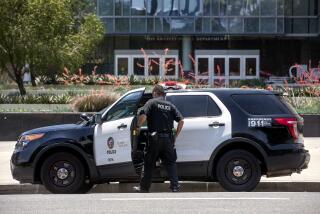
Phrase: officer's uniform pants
[{"left": 140, "top": 134, "right": 179, "bottom": 191}]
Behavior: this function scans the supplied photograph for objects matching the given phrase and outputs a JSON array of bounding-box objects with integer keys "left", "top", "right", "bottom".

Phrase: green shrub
[
  {"left": 230, "top": 79, "right": 266, "bottom": 88},
  {"left": 71, "top": 92, "right": 120, "bottom": 112},
  {"left": 283, "top": 97, "right": 320, "bottom": 114},
  {"left": 0, "top": 94, "right": 73, "bottom": 104}
]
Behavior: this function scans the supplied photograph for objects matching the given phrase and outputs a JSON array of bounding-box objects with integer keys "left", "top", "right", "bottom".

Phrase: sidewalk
[{"left": 0, "top": 138, "right": 319, "bottom": 193}]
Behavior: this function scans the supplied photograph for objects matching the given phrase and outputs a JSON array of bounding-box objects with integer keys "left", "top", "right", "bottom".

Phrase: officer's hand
[{"left": 136, "top": 127, "right": 141, "bottom": 135}]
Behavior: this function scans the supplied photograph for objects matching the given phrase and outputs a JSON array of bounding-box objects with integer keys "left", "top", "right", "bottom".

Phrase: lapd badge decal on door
[{"left": 107, "top": 137, "right": 116, "bottom": 155}]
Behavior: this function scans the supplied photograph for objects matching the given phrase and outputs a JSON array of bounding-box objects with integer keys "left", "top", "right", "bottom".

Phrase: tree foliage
[{"left": 0, "top": 0, "right": 104, "bottom": 95}]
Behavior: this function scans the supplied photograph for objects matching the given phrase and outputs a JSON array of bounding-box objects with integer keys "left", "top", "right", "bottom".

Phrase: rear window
[
  {"left": 232, "top": 94, "right": 294, "bottom": 115},
  {"left": 166, "top": 95, "right": 221, "bottom": 118}
]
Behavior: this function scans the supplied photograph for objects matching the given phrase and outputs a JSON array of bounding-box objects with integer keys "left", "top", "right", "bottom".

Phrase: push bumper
[
  {"left": 10, "top": 153, "right": 34, "bottom": 183},
  {"left": 266, "top": 148, "right": 310, "bottom": 177}
]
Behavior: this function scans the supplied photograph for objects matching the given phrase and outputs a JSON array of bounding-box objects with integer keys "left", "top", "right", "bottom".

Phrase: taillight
[{"left": 274, "top": 118, "right": 298, "bottom": 140}]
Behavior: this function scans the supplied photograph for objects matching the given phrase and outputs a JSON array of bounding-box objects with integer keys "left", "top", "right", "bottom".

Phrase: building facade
[{"left": 91, "top": 0, "right": 320, "bottom": 85}]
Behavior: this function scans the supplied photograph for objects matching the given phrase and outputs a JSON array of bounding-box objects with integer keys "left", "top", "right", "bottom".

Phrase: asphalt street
[{"left": 0, "top": 192, "right": 319, "bottom": 214}]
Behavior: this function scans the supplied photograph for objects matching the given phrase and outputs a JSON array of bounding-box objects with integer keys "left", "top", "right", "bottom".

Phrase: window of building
[
  {"left": 229, "top": 58, "right": 240, "bottom": 76},
  {"left": 211, "top": 0, "right": 219, "bottom": 16},
  {"left": 229, "top": 18, "right": 243, "bottom": 33},
  {"left": 123, "top": 0, "right": 131, "bottom": 15},
  {"left": 117, "top": 58, "right": 129, "bottom": 75},
  {"left": 292, "top": 18, "right": 309, "bottom": 33},
  {"left": 115, "top": 0, "right": 122, "bottom": 16},
  {"left": 115, "top": 18, "right": 129, "bottom": 33},
  {"left": 212, "top": 18, "right": 228, "bottom": 33},
  {"left": 293, "top": 0, "right": 309, "bottom": 16},
  {"left": 260, "top": 0, "right": 276, "bottom": 16},
  {"left": 131, "top": 0, "right": 146, "bottom": 15},
  {"left": 148, "top": 58, "right": 160, "bottom": 75},
  {"left": 164, "top": 58, "right": 176, "bottom": 76},
  {"left": 204, "top": 0, "right": 211, "bottom": 16},
  {"left": 214, "top": 58, "right": 225, "bottom": 76},
  {"left": 244, "top": 0, "right": 259, "bottom": 16},
  {"left": 198, "top": 58, "right": 209, "bottom": 76},
  {"left": 244, "top": 18, "right": 259, "bottom": 33},
  {"left": 102, "top": 18, "right": 114, "bottom": 33},
  {"left": 171, "top": 18, "right": 194, "bottom": 33},
  {"left": 180, "top": 0, "right": 202, "bottom": 16},
  {"left": 277, "top": 0, "right": 284, "bottom": 15},
  {"left": 220, "top": 0, "right": 228, "bottom": 16},
  {"left": 133, "top": 58, "right": 145, "bottom": 76},
  {"left": 195, "top": 17, "right": 202, "bottom": 32},
  {"left": 147, "top": 0, "right": 162, "bottom": 16},
  {"left": 147, "top": 18, "right": 154, "bottom": 32},
  {"left": 228, "top": 0, "right": 243, "bottom": 16},
  {"left": 155, "top": 18, "right": 163, "bottom": 33},
  {"left": 163, "top": 0, "right": 179, "bottom": 16},
  {"left": 98, "top": 0, "right": 113, "bottom": 16},
  {"left": 131, "top": 18, "right": 146, "bottom": 33},
  {"left": 277, "top": 18, "right": 284, "bottom": 33},
  {"left": 166, "top": 95, "right": 221, "bottom": 118},
  {"left": 260, "top": 18, "right": 276, "bottom": 33},
  {"left": 309, "top": 18, "right": 318, "bottom": 34},
  {"left": 245, "top": 58, "right": 256, "bottom": 76},
  {"left": 203, "top": 18, "right": 211, "bottom": 33},
  {"left": 114, "top": 0, "right": 131, "bottom": 16},
  {"left": 163, "top": 18, "right": 171, "bottom": 33}
]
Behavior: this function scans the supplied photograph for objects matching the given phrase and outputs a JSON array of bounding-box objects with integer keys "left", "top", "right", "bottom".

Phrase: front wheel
[
  {"left": 216, "top": 149, "right": 261, "bottom": 192},
  {"left": 40, "top": 152, "right": 88, "bottom": 194}
]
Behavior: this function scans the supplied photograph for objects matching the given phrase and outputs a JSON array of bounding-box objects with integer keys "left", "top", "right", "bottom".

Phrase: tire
[
  {"left": 40, "top": 152, "right": 86, "bottom": 194},
  {"left": 216, "top": 149, "right": 261, "bottom": 192},
  {"left": 77, "top": 182, "right": 94, "bottom": 194}
]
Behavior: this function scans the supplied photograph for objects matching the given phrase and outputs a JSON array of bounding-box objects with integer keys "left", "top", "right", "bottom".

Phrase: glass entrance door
[
  {"left": 196, "top": 57, "right": 211, "bottom": 85},
  {"left": 147, "top": 57, "right": 160, "bottom": 76},
  {"left": 195, "top": 50, "right": 260, "bottom": 86},
  {"left": 116, "top": 56, "right": 130, "bottom": 76},
  {"left": 213, "top": 57, "right": 227, "bottom": 86}
]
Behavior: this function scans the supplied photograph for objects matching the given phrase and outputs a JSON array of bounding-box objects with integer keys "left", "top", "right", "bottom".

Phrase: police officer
[{"left": 134, "top": 85, "right": 184, "bottom": 192}]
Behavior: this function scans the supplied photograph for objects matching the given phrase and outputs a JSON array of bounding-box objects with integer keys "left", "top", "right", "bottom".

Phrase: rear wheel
[
  {"left": 216, "top": 149, "right": 261, "bottom": 192},
  {"left": 40, "top": 152, "right": 89, "bottom": 194}
]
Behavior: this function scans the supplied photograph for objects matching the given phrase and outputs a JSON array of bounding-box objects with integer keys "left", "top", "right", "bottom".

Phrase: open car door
[{"left": 94, "top": 88, "right": 145, "bottom": 171}]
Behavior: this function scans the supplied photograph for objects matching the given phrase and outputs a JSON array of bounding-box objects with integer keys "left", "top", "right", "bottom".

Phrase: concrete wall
[{"left": 0, "top": 113, "right": 319, "bottom": 141}]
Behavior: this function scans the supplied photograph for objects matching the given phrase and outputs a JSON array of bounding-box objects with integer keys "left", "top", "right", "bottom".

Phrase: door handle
[
  {"left": 117, "top": 123, "right": 127, "bottom": 129},
  {"left": 209, "top": 122, "right": 225, "bottom": 127}
]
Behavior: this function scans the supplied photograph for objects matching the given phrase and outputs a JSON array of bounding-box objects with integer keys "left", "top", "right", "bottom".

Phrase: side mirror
[
  {"left": 80, "top": 113, "right": 90, "bottom": 121},
  {"left": 94, "top": 114, "right": 103, "bottom": 125}
]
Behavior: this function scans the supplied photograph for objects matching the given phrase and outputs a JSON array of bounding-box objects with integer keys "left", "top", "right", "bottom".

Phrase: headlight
[{"left": 16, "top": 133, "right": 45, "bottom": 148}]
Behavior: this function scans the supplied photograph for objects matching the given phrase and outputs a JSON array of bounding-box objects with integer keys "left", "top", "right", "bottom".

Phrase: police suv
[{"left": 11, "top": 88, "right": 310, "bottom": 193}]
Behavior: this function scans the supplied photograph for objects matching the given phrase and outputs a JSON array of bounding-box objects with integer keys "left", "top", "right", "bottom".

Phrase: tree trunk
[
  {"left": 14, "top": 69, "right": 27, "bottom": 96},
  {"left": 31, "top": 73, "right": 37, "bottom": 87}
]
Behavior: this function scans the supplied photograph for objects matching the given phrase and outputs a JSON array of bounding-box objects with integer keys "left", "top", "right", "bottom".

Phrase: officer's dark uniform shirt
[{"left": 140, "top": 97, "right": 183, "bottom": 133}]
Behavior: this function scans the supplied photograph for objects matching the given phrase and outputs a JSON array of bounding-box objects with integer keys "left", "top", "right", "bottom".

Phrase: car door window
[
  {"left": 167, "top": 95, "right": 221, "bottom": 118},
  {"left": 105, "top": 91, "right": 143, "bottom": 122}
]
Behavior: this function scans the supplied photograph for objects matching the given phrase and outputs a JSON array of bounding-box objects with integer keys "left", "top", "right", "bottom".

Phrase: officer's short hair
[{"left": 152, "top": 85, "right": 165, "bottom": 96}]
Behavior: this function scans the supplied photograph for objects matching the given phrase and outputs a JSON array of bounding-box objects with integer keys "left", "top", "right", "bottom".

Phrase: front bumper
[
  {"left": 11, "top": 153, "right": 34, "bottom": 183},
  {"left": 266, "top": 148, "right": 310, "bottom": 177}
]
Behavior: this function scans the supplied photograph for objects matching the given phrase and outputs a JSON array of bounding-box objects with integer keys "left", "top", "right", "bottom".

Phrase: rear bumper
[{"left": 266, "top": 148, "right": 310, "bottom": 177}]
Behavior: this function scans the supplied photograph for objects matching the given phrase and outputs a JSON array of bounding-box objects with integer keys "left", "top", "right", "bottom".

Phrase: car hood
[{"left": 21, "top": 124, "right": 83, "bottom": 136}]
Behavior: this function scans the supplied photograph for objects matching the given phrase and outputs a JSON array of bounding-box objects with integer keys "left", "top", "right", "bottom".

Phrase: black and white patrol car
[{"left": 11, "top": 88, "right": 310, "bottom": 193}]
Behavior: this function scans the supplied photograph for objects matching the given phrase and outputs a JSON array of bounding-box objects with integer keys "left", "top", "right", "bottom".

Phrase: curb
[{"left": 1, "top": 182, "right": 320, "bottom": 194}]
